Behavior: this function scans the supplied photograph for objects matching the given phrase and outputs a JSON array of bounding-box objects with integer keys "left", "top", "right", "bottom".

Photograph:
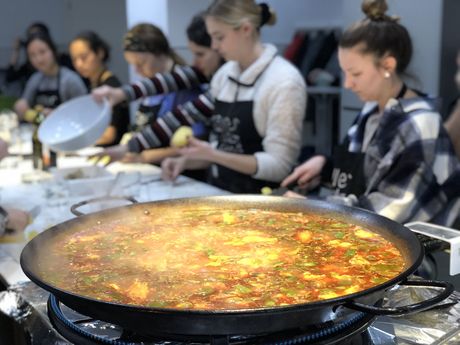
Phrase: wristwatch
[{"left": 0, "top": 206, "right": 9, "bottom": 235}]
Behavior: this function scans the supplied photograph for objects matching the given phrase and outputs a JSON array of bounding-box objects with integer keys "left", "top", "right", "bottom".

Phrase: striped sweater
[
  {"left": 121, "top": 65, "right": 208, "bottom": 102},
  {"left": 126, "top": 44, "right": 307, "bottom": 182}
]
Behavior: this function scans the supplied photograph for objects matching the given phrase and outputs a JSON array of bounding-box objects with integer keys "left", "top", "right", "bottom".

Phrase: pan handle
[
  {"left": 70, "top": 196, "right": 138, "bottom": 216},
  {"left": 344, "top": 279, "right": 454, "bottom": 316}
]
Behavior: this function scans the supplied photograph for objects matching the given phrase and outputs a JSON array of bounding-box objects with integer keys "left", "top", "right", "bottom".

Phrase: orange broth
[{"left": 38, "top": 207, "right": 405, "bottom": 310}]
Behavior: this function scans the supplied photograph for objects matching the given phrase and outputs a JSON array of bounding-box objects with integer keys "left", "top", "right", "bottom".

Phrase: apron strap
[{"left": 397, "top": 83, "right": 407, "bottom": 99}]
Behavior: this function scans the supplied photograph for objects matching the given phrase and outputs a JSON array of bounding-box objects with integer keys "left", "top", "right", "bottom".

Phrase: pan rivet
[{"left": 144, "top": 210, "right": 150, "bottom": 215}]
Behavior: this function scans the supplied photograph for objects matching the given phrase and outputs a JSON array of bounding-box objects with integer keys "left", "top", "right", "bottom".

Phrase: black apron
[
  {"left": 330, "top": 84, "right": 407, "bottom": 196},
  {"left": 33, "top": 70, "right": 62, "bottom": 110},
  {"left": 209, "top": 100, "right": 278, "bottom": 194},
  {"left": 330, "top": 145, "right": 367, "bottom": 195},
  {"left": 208, "top": 58, "right": 278, "bottom": 194}
]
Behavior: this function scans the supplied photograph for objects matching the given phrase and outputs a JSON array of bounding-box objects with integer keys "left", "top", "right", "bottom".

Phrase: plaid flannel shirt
[{"left": 331, "top": 95, "right": 460, "bottom": 226}]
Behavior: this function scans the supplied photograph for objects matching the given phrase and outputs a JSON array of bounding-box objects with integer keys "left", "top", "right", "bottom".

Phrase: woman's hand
[
  {"left": 179, "top": 137, "right": 215, "bottom": 161},
  {"left": 161, "top": 156, "right": 187, "bottom": 181},
  {"left": 90, "top": 145, "right": 128, "bottom": 164},
  {"left": 283, "top": 190, "right": 307, "bottom": 199},
  {"left": 281, "top": 155, "right": 326, "bottom": 190},
  {"left": 121, "top": 152, "right": 144, "bottom": 164},
  {"left": 5, "top": 207, "right": 30, "bottom": 234},
  {"left": 92, "top": 85, "right": 127, "bottom": 106}
]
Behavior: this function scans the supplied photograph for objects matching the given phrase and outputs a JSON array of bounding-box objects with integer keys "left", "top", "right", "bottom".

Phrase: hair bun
[
  {"left": 362, "top": 0, "right": 388, "bottom": 21},
  {"left": 259, "top": 3, "right": 276, "bottom": 27}
]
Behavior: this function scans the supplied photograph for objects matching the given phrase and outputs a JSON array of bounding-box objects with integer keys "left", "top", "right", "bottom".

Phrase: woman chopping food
[
  {"left": 282, "top": 0, "right": 460, "bottom": 226},
  {"left": 93, "top": 1, "right": 306, "bottom": 194},
  {"left": 160, "top": 0, "right": 306, "bottom": 193}
]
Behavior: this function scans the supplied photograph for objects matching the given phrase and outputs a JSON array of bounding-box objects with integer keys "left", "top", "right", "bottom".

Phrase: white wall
[{"left": 126, "top": 0, "right": 168, "bottom": 31}]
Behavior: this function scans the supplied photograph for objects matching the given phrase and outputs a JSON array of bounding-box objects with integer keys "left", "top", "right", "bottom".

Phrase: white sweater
[{"left": 210, "top": 44, "right": 307, "bottom": 182}]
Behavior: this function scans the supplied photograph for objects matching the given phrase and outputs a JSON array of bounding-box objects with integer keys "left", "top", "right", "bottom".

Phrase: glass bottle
[
  {"left": 31, "top": 106, "right": 57, "bottom": 171},
  {"left": 42, "top": 144, "right": 57, "bottom": 170},
  {"left": 32, "top": 108, "right": 45, "bottom": 170}
]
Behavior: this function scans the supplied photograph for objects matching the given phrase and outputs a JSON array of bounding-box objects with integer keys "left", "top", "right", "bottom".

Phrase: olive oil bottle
[
  {"left": 32, "top": 109, "right": 45, "bottom": 170},
  {"left": 31, "top": 107, "right": 57, "bottom": 170}
]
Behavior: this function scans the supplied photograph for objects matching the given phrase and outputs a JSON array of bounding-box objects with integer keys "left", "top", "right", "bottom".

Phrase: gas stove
[
  {"left": 2, "top": 281, "right": 460, "bottom": 345},
  {"left": 48, "top": 294, "right": 380, "bottom": 345}
]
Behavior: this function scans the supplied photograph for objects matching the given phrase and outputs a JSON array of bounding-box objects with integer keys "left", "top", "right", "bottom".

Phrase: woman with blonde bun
[
  {"left": 93, "top": 1, "right": 306, "bottom": 194},
  {"left": 282, "top": 0, "right": 460, "bottom": 226}
]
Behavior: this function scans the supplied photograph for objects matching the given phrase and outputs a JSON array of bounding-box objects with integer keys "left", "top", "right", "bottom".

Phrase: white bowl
[{"left": 38, "top": 95, "right": 110, "bottom": 152}]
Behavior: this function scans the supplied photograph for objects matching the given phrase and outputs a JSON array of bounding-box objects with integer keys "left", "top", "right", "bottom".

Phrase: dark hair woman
[
  {"left": 122, "top": 23, "right": 203, "bottom": 134},
  {"left": 91, "top": 14, "right": 223, "bottom": 166},
  {"left": 282, "top": 0, "right": 460, "bottom": 226},
  {"left": 159, "top": 0, "right": 306, "bottom": 194},
  {"left": 70, "top": 30, "right": 129, "bottom": 146},
  {"left": 14, "top": 32, "right": 87, "bottom": 121}
]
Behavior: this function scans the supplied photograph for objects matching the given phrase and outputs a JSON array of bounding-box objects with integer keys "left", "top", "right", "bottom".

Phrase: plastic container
[{"left": 50, "top": 166, "right": 115, "bottom": 196}]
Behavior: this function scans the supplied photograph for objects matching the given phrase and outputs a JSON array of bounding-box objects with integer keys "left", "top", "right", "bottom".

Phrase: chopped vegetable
[{"left": 39, "top": 207, "right": 405, "bottom": 310}]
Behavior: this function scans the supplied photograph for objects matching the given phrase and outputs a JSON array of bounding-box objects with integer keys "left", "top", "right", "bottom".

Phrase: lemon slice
[
  {"left": 98, "top": 155, "right": 111, "bottom": 166},
  {"left": 261, "top": 186, "right": 273, "bottom": 195},
  {"left": 87, "top": 156, "right": 100, "bottom": 164}
]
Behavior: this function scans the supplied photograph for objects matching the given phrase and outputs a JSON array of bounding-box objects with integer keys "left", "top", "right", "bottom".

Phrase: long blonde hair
[{"left": 206, "top": 0, "right": 277, "bottom": 30}]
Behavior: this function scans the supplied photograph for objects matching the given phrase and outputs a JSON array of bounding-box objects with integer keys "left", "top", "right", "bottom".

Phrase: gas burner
[{"left": 48, "top": 295, "right": 376, "bottom": 345}]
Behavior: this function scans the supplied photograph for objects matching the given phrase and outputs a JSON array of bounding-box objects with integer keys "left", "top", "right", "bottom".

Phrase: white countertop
[{"left": 0, "top": 154, "right": 229, "bottom": 286}]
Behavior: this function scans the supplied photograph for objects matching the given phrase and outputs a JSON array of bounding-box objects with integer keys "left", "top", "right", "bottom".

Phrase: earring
[{"left": 384, "top": 71, "right": 391, "bottom": 78}]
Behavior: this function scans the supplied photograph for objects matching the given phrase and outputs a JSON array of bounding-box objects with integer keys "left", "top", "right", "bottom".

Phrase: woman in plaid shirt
[{"left": 282, "top": 0, "right": 460, "bottom": 226}]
